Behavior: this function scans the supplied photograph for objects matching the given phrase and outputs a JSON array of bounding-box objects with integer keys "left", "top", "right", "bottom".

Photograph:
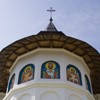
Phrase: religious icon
[
  {"left": 41, "top": 61, "right": 60, "bottom": 79},
  {"left": 18, "top": 64, "right": 34, "bottom": 84},
  {"left": 67, "top": 67, "right": 80, "bottom": 85},
  {"left": 21, "top": 66, "right": 33, "bottom": 83}
]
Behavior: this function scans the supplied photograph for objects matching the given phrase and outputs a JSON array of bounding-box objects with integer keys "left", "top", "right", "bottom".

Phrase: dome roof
[
  {"left": 0, "top": 30, "right": 100, "bottom": 94},
  {"left": 45, "top": 18, "right": 58, "bottom": 32}
]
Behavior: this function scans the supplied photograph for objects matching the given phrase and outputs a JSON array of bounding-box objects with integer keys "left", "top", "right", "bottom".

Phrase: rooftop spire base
[{"left": 50, "top": 17, "right": 53, "bottom": 22}]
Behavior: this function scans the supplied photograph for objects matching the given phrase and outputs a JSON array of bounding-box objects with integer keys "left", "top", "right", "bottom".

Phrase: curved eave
[{"left": 0, "top": 31, "right": 100, "bottom": 93}]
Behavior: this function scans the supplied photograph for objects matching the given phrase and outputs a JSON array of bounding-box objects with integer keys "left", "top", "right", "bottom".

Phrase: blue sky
[{"left": 0, "top": 0, "right": 100, "bottom": 52}]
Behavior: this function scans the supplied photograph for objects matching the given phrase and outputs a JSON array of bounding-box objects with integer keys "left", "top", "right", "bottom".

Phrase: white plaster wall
[
  {"left": 4, "top": 48, "right": 94, "bottom": 100},
  {"left": 18, "top": 94, "right": 31, "bottom": 100},
  {"left": 3, "top": 84, "right": 95, "bottom": 100}
]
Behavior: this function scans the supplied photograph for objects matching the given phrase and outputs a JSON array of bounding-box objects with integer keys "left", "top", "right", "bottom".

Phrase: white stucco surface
[{"left": 3, "top": 48, "right": 94, "bottom": 100}]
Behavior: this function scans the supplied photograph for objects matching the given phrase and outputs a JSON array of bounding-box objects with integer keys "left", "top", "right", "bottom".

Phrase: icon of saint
[
  {"left": 67, "top": 67, "right": 80, "bottom": 84},
  {"left": 21, "top": 66, "right": 33, "bottom": 83},
  {"left": 44, "top": 62, "right": 58, "bottom": 79}
]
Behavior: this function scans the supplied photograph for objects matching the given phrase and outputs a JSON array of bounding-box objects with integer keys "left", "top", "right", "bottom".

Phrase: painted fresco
[
  {"left": 18, "top": 64, "right": 35, "bottom": 84},
  {"left": 67, "top": 65, "right": 82, "bottom": 85},
  {"left": 41, "top": 61, "right": 60, "bottom": 79},
  {"left": 8, "top": 74, "right": 15, "bottom": 92}
]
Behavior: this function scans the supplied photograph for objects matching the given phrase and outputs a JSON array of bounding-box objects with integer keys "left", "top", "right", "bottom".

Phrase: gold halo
[
  {"left": 45, "top": 62, "right": 56, "bottom": 70},
  {"left": 70, "top": 67, "right": 76, "bottom": 74},
  {"left": 24, "top": 66, "right": 32, "bottom": 73}
]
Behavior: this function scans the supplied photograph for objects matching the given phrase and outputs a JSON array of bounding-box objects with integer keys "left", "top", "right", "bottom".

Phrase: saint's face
[
  {"left": 26, "top": 68, "right": 31, "bottom": 73},
  {"left": 70, "top": 68, "right": 75, "bottom": 74},
  {"left": 48, "top": 62, "right": 53, "bottom": 70}
]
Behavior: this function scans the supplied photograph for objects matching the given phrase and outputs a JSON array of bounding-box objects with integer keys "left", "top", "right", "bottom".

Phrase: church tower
[{"left": 0, "top": 8, "right": 100, "bottom": 100}]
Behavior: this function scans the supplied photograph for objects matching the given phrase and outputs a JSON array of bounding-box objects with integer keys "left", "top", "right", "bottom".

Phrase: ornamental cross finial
[{"left": 47, "top": 7, "right": 55, "bottom": 22}]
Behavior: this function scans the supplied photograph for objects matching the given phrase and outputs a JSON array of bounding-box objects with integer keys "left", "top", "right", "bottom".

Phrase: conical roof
[{"left": 45, "top": 18, "right": 57, "bottom": 32}]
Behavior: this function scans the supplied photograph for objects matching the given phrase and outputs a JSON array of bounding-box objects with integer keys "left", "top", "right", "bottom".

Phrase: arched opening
[
  {"left": 85, "top": 75, "right": 92, "bottom": 93},
  {"left": 8, "top": 73, "right": 15, "bottom": 92},
  {"left": 18, "top": 64, "right": 35, "bottom": 84},
  {"left": 41, "top": 61, "right": 60, "bottom": 79},
  {"left": 66, "top": 64, "right": 82, "bottom": 85}
]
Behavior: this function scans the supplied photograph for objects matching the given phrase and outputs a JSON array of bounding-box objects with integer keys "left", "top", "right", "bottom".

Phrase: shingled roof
[{"left": 0, "top": 31, "right": 100, "bottom": 94}]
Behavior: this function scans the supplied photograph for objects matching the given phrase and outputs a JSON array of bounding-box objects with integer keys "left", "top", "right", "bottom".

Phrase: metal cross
[{"left": 47, "top": 7, "right": 55, "bottom": 18}]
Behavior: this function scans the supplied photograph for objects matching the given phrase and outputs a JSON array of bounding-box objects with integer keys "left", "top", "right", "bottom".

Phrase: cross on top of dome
[
  {"left": 47, "top": 7, "right": 55, "bottom": 22},
  {"left": 45, "top": 7, "right": 57, "bottom": 32}
]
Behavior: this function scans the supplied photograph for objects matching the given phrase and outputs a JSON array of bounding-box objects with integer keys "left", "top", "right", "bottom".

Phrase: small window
[
  {"left": 18, "top": 64, "right": 35, "bottom": 84},
  {"left": 41, "top": 61, "right": 60, "bottom": 79},
  {"left": 8, "top": 74, "right": 15, "bottom": 92},
  {"left": 66, "top": 64, "right": 82, "bottom": 85},
  {"left": 85, "top": 75, "right": 92, "bottom": 93}
]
